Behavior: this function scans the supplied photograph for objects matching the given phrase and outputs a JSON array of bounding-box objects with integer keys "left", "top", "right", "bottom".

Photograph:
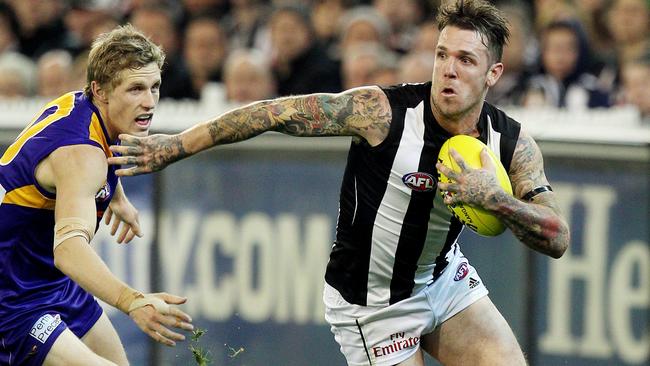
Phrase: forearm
[
  {"left": 54, "top": 237, "right": 133, "bottom": 309},
  {"left": 180, "top": 102, "right": 274, "bottom": 153},
  {"left": 487, "top": 192, "right": 569, "bottom": 258}
]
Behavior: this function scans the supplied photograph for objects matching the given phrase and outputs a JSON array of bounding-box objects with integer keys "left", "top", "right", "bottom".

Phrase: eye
[{"left": 436, "top": 51, "right": 446, "bottom": 59}]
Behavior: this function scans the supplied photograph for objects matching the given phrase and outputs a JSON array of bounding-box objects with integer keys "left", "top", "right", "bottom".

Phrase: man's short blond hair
[{"left": 84, "top": 24, "right": 165, "bottom": 100}]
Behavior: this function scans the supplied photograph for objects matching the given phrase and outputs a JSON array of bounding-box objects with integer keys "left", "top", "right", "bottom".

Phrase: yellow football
[{"left": 437, "top": 135, "right": 513, "bottom": 236}]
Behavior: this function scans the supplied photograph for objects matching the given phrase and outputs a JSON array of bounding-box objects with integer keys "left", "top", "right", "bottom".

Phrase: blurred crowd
[{"left": 0, "top": 0, "right": 648, "bottom": 121}]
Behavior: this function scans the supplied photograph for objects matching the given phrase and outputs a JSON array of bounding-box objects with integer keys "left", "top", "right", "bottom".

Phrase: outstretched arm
[
  {"left": 44, "top": 145, "right": 193, "bottom": 345},
  {"left": 108, "top": 86, "right": 392, "bottom": 176},
  {"left": 436, "top": 131, "right": 569, "bottom": 258}
]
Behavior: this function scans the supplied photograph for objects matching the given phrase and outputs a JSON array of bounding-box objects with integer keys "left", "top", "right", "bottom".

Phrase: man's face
[
  {"left": 431, "top": 26, "right": 499, "bottom": 120},
  {"left": 104, "top": 62, "right": 161, "bottom": 139}
]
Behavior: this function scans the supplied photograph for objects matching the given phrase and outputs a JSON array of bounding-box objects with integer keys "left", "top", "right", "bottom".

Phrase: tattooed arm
[
  {"left": 108, "top": 87, "right": 392, "bottom": 176},
  {"left": 436, "top": 130, "right": 569, "bottom": 258}
]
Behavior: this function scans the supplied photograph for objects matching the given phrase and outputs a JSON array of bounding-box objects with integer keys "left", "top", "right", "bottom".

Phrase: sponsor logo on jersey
[
  {"left": 29, "top": 314, "right": 62, "bottom": 344},
  {"left": 95, "top": 182, "right": 111, "bottom": 202},
  {"left": 401, "top": 172, "right": 435, "bottom": 192},
  {"left": 453, "top": 262, "right": 469, "bottom": 281},
  {"left": 469, "top": 277, "right": 481, "bottom": 289}
]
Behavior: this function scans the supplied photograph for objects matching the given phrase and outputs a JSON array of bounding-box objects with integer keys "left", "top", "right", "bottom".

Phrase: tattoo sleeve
[
  {"left": 487, "top": 133, "right": 570, "bottom": 258},
  {"left": 204, "top": 87, "right": 392, "bottom": 145}
]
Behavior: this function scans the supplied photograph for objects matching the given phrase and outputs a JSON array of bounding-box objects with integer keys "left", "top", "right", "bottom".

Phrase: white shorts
[{"left": 323, "top": 246, "right": 488, "bottom": 366}]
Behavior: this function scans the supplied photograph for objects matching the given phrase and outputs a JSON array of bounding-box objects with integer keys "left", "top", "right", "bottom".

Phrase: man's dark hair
[{"left": 436, "top": 0, "right": 510, "bottom": 63}]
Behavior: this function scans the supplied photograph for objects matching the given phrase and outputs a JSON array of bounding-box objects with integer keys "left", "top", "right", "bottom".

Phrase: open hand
[
  {"left": 104, "top": 197, "right": 142, "bottom": 244},
  {"left": 108, "top": 134, "right": 185, "bottom": 177},
  {"left": 128, "top": 292, "right": 194, "bottom": 347},
  {"left": 436, "top": 148, "right": 502, "bottom": 208}
]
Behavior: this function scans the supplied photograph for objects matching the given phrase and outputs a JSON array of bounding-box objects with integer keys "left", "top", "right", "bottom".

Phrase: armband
[
  {"left": 53, "top": 217, "right": 95, "bottom": 251},
  {"left": 522, "top": 185, "right": 553, "bottom": 201},
  {"left": 115, "top": 287, "right": 170, "bottom": 314}
]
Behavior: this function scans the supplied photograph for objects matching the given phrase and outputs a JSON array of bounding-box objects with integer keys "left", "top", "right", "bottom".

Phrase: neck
[
  {"left": 92, "top": 98, "right": 116, "bottom": 140},
  {"left": 430, "top": 95, "right": 485, "bottom": 137}
]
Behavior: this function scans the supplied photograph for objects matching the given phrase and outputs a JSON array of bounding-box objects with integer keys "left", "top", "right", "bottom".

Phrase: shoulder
[
  {"left": 49, "top": 145, "right": 107, "bottom": 183},
  {"left": 379, "top": 82, "right": 431, "bottom": 109},
  {"left": 482, "top": 102, "right": 521, "bottom": 133}
]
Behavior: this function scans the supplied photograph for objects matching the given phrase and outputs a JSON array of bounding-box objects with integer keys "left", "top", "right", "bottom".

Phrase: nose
[
  {"left": 443, "top": 59, "right": 458, "bottom": 79},
  {"left": 142, "top": 89, "right": 156, "bottom": 110}
]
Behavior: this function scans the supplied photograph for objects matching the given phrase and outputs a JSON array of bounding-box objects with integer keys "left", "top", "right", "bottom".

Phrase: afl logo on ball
[
  {"left": 402, "top": 172, "right": 435, "bottom": 192},
  {"left": 454, "top": 262, "right": 469, "bottom": 281}
]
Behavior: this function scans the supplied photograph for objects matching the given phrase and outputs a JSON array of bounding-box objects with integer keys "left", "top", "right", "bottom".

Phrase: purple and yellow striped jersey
[{"left": 0, "top": 91, "right": 118, "bottom": 330}]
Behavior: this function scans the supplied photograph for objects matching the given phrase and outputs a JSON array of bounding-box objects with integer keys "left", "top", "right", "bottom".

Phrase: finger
[
  {"left": 115, "top": 166, "right": 149, "bottom": 177},
  {"left": 436, "top": 162, "right": 458, "bottom": 180},
  {"left": 158, "top": 293, "right": 188, "bottom": 305},
  {"left": 440, "top": 182, "right": 460, "bottom": 194},
  {"left": 123, "top": 228, "right": 137, "bottom": 243},
  {"left": 168, "top": 306, "right": 193, "bottom": 323},
  {"left": 130, "top": 218, "right": 143, "bottom": 238},
  {"left": 151, "top": 323, "right": 186, "bottom": 344},
  {"left": 109, "top": 145, "right": 143, "bottom": 156},
  {"left": 449, "top": 149, "right": 468, "bottom": 171},
  {"left": 162, "top": 313, "right": 194, "bottom": 331},
  {"left": 117, "top": 134, "right": 142, "bottom": 146},
  {"left": 148, "top": 329, "right": 177, "bottom": 347},
  {"left": 480, "top": 148, "right": 495, "bottom": 171},
  {"left": 107, "top": 156, "right": 136, "bottom": 166},
  {"left": 104, "top": 207, "right": 113, "bottom": 226},
  {"left": 111, "top": 217, "right": 120, "bottom": 236},
  {"left": 117, "top": 224, "right": 129, "bottom": 244}
]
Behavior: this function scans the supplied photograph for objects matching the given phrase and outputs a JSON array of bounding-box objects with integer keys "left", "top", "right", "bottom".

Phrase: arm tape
[
  {"left": 522, "top": 185, "right": 553, "bottom": 201},
  {"left": 53, "top": 217, "right": 95, "bottom": 251},
  {"left": 115, "top": 287, "right": 170, "bottom": 314}
]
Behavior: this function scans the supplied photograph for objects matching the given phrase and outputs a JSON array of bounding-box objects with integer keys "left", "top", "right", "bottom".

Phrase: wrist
[{"left": 115, "top": 286, "right": 143, "bottom": 314}]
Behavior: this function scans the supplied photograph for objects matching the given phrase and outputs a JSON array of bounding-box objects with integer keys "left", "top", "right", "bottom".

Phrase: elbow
[
  {"left": 53, "top": 246, "right": 71, "bottom": 273},
  {"left": 549, "top": 224, "right": 570, "bottom": 259}
]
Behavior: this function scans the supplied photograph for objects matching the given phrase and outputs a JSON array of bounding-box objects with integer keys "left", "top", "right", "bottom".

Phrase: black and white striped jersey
[{"left": 324, "top": 82, "right": 521, "bottom": 307}]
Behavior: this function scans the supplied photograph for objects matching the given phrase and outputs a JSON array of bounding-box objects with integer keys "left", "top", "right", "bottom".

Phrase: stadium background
[{"left": 0, "top": 0, "right": 648, "bottom": 365}]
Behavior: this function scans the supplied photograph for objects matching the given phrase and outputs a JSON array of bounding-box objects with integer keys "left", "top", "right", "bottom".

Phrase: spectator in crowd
[
  {"left": 372, "top": 0, "right": 424, "bottom": 53},
  {"left": 223, "top": 48, "right": 276, "bottom": 103},
  {"left": 222, "top": 0, "right": 269, "bottom": 50},
  {"left": 338, "top": 6, "right": 391, "bottom": 56},
  {"left": 6, "top": 0, "right": 67, "bottom": 58},
  {"left": 572, "top": 0, "right": 612, "bottom": 57},
  {"left": 63, "top": 0, "right": 121, "bottom": 56},
  {"left": 410, "top": 20, "right": 439, "bottom": 54},
  {"left": 341, "top": 42, "right": 398, "bottom": 89},
  {"left": 36, "top": 49, "right": 74, "bottom": 98},
  {"left": 523, "top": 20, "right": 610, "bottom": 109},
  {"left": 486, "top": 3, "right": 537, "bottom": 107},
  {"left": 130, "top": 4, "right": 194, "bottom": 99},
  {"left": 311, "top": 0, "right": 349, "bottom": 53},
  {"left": 68, "top": 50, "right": 89, "bottom": 91},
  {"left": 0, "top": 3, "right": 19, "bottom": 54},
  {"left": 268, "top": 5, "right": 341, "bottom": 95},
  {"left": 606, "top": 0, "right": 649, "bottom": 65},
  {"left": 0, "top": 52, "right": 35, "bottom": 98},
  {"left": 182, "top": 0, "right": 229, "bottom": 19},
  {"left": 619, "top": 52, "right": 650, "bottom": 124},
  {"left": 397, "top": 51, "right": 434, "bottom": 84},
  {"left": 183, "top": 15, "right": 228, "bottom": 100}
]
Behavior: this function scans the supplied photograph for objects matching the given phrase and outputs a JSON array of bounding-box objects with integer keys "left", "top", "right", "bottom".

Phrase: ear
[
  {"left": 486, "top": 62, "right": 504, "bottom": 87},
  {"left": 91, "top": 81, "right": 108, "bottom": 104}
]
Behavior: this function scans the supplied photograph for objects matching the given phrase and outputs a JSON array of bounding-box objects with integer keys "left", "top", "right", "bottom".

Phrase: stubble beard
[{"left": 431, "top": 93, "right": 478, "bottom": 122}]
